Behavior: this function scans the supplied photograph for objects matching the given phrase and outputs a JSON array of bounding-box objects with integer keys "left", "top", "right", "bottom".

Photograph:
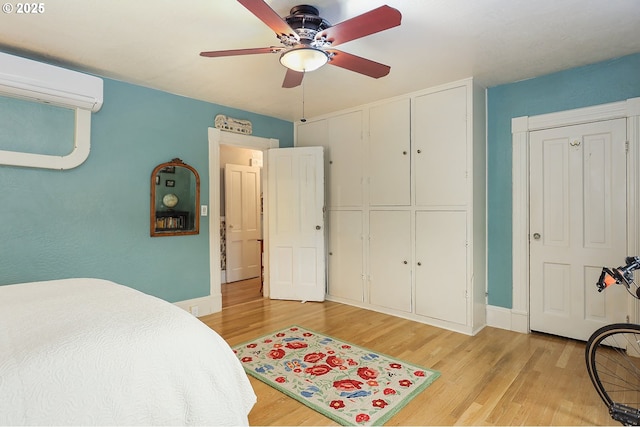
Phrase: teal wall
[
  {"left": 0, "top": 75, "right": 293, "bottom": 302},
  {"left": 487, "top": 53, "right": 640, "bottom": 308}
]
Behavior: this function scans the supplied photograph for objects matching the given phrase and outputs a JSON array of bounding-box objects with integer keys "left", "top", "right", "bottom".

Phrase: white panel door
[
  {"left": 369, "top": 210, "right": 412, "bottom": 312},
  {"left": 327, "top": 210, "right": 364, "bottom": 302},
  {"left": 369, "top": 98, "right": 411, "bottom": 206},
  {"left": 414, "top": 86, "right": 467, "bottom": 207},
  {"left": 530, "top": 119, "right": 627, "bottom": 341},
  {"left": 224, "top": 164, "right": 261, "bottom": 282},
  {"left": 268, "top": 147, "right": 325, "bottom": 302},
  {"left": 415, "top": 210, "right": 468, "bottom": 325}
]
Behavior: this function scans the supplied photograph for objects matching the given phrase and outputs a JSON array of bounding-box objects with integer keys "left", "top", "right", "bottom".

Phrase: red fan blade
[
  {"left": 319, "top": 5, "right": 401, "bottom": 47},
  {"left": 326, "top": 49, "right": 390, "bottom": 79},
  {"left": 237, "top": 0, "right": 296, "bottom": 37},
  {"left": 282, "top": 68, "right": 304, "bottom": 88},
  {"left": 200, "top": 47, "right": 283, "bottom": 57}
]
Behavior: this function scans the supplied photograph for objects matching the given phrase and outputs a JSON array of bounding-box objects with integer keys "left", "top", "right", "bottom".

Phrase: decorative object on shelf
[
  {"left": 214, "top": 114, "right": 252, "bottom": 135},
  {"left": 162, "top": 193, "right": 179, "bottom": 208},
  {"left": 150, "top": 158, "right": 200, "bottom": 237}
]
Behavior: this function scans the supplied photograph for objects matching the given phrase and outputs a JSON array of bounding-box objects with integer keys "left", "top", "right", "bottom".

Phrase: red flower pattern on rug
[{"left": 233, "top": 325, "right": 440, "bottom": 426}]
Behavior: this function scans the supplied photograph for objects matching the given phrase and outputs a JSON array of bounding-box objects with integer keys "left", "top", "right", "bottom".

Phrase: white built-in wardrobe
[{"left": 296, "top": 78, "right": 486, "bottom": 335}]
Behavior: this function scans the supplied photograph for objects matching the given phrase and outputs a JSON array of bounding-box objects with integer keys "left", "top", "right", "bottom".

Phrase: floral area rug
[{"left": 233, "top": 325, "right": 440, "bottom": 425}]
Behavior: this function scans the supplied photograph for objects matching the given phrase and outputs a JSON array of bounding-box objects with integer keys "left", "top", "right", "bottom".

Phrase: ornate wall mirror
[{"left": 150, "top": 158, "right": 200, "bottom": 237}]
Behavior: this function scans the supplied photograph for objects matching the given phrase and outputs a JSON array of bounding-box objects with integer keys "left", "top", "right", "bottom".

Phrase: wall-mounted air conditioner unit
[
  {"left": 0, "top": 51, "right": 104, "bottom": 170},
  {"left": 0, "top": 51, "right": 103, "bottom": 112}
]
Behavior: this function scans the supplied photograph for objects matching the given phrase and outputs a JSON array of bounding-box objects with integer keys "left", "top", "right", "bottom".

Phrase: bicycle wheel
[{"left": 586, "top": 323, "right": 640, "bottom": 425}]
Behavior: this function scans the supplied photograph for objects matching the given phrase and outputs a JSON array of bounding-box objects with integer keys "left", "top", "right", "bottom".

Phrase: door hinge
[{"left": 625, "top": 140, "right": 630, "bottom": 153}]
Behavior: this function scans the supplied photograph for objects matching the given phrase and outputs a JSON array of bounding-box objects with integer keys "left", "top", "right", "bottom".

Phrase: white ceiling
[{"left": 1, "top": 0, "right": 639, "bottom": 122}]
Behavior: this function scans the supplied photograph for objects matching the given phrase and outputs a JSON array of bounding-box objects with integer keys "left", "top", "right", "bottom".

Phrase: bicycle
[{"left": 586, "top": 256, "right": 640, "bottom": 425}]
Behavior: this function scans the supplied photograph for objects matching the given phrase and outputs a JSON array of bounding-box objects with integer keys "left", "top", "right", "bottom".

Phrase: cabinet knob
[
  {"left": 403, "top": 260, "right": 408, "bottom": 264},
  {"left": 316, "top": 225, "right": 322, "bottom": 230},
  {"left": 417, "top": 149, "right": 422, "bottom": 154},
  {"left": 417, "top": 262, "right": 422, "bottom": 266},
  {"left": 329, "top": 252, "right": 333, "bottom": 256},
  {"left": 402, "top": 151, "right": 407, "bottom": 155},
  {"left": 533, "top": 233, "right": 541, "bottom": 240}
]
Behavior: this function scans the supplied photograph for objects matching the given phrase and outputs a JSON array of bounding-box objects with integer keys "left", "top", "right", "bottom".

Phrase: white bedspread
[{"left": 0, "top": 278, "right": 256, "bottom": 425}]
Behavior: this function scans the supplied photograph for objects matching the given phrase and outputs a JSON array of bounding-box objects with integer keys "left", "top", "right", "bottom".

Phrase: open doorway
[{"left": 220, "top": 145, "right": 263, "bottom": 307}]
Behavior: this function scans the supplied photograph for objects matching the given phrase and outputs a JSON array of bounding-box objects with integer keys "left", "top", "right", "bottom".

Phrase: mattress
[{"left": 0, "top": 278, "right": 256, "bottom": 425}]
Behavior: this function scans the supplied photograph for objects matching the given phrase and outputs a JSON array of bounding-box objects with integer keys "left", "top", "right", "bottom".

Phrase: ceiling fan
[{"left": 200, "top": 0, "right": 402, "bottom": 88}]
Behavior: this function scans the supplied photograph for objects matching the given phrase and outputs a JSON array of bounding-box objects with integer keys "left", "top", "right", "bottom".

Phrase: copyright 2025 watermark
[{"left": 3, "top": 2, "right": 46, "bottom": 13}]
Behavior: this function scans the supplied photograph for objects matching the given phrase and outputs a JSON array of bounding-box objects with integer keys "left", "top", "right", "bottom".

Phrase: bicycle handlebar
[{"left": 596, "top": 256, "right": 640, "bottom": 293}]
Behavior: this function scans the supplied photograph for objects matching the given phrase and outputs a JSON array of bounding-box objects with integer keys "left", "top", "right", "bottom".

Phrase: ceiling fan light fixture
[{"left": 279, "top": 47, "right": 328, "bottom": 72}]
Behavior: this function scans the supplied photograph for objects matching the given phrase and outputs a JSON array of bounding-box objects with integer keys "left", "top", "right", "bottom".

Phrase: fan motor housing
[{"left": 284, "top": 4, "right": 331, "bottom": 46}]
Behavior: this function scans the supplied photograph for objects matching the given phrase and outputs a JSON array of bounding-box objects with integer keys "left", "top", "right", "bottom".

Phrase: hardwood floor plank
[{"left": 201, "top": 296, "right": 617, "bottom": 425}]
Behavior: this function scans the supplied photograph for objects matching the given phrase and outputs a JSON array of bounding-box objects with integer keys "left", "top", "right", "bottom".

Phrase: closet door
[
  {"left": 414, "top": 86, "right": 468, "bottom": 207},
  {"left": 328, "top": 111, "right": 364, "bottom": 208},
  {"left": 369, "top": 98, "right": 411, "bottom": 206},
  {"left": 369, "top": 210, "right": 412, "bottom": 312},
  {"left": 415, "top": 210, "right": 467, "bottom": 325},
  {"left": 327, "top": 210, "right": 364, "bottom": 302},
  {"left": 297, "top": 112, "right": 363, "bottom": 208}
]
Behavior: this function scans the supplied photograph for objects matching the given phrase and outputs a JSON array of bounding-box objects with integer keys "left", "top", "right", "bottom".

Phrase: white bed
[{"left": 0, "top": 278, "right": 256, "bottom": 425}]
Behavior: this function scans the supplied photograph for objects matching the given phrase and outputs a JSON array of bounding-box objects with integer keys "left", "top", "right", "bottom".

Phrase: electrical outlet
[{"left": 189, "top": 305, "right": 199, "bottom": 317}]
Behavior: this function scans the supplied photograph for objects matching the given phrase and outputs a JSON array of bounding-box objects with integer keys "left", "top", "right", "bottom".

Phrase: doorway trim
[
  {"left": 208, "top": 128, "right": 278, "bottom": 313},
  {"left": 510, "top": 97, "right": 640, "bottom": 333}
]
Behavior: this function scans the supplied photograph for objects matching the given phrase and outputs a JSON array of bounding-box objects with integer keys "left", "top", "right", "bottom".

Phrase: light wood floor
[
  {"left": 221, "top": 277, "right": 263, "bottom": 308},
  {"left": 202, "top": 290, "right": 616, "bottom": 426}
]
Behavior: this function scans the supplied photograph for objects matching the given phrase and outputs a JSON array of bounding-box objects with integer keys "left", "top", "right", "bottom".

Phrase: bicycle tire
[{"left": 586, "top": 323, "right": 640, "bottom": 425}]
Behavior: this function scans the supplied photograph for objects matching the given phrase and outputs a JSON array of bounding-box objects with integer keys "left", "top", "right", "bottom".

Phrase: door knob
[{"left": 533, "top": 233, "right": 541, "bottom": 240}]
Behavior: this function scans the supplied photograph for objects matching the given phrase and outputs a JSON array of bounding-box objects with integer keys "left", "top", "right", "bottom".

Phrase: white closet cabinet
[
  {"left": 369, "top": 210, "right": 412, "bottom": 312},
  {"left": 369, "top": 98, "right": 411, "bottom": 206},
  {"left": 415, "top": 210, "right": 468, "bottom": 325},
  {"left": 297, "top": 111, "right": 363, "bottom": 208},
  {"left": 327, "top": 210, "right": 364, "bottom": 302},
  {"left": 295, "top": 78, "right": 486, "bottom": 335},
  {"left": 414, "top": 86, "right": 468, "bottom": 207}
]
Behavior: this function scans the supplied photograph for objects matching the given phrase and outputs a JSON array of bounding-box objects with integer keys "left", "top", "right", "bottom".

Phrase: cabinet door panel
[
  {"left": 297, "top": 119, "right": 328, "bottom": 147},
  {"left": 414, "top": 86, "right": 467, "bottom": 207},
  {"left": 369, "top": 98, "right": 411, "bottom": 206},
  {"left": 328, "top": 111, "right": 364, "bottom": 207},
  {"left": 327, "top": 210, "right": 364, "bottom": 302},
  {"left": 369, "top": 210, "right": 412, "bottom": 312},
  {"left": 415, "top": 211, "right": 467, "bottom": 324},
  {"left": 297, "top": 113, "right": 363, "bottom": 208}
]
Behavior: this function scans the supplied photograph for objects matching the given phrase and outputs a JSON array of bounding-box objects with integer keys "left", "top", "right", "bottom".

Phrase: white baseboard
[
  {"left": 486, "top": 305, "right": 529, "bottom": 333},
  {"left": 174, "top": 293, "right": 222, "bottom": 317}
]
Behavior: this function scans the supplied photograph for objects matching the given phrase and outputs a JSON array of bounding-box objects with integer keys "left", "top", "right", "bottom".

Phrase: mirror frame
[{"left": 150, "top": 158, "right": 200, "bottom": 237}]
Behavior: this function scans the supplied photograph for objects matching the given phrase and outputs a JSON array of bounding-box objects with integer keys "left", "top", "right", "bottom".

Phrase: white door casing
[
  {"left": 224, "top": 164, "right": 261, "bottom": 282},
  {"left": 529, "top": 119, "right": 628, "bottom": 341},
  {"left": 208, "top": 128, "right": 278, "bottom": 314},
  {"left": 510, "top": 98, "right": 640, "bottom": 334},
  {"left": 267, "top": 146, "right": 326, "bottom": 302}
]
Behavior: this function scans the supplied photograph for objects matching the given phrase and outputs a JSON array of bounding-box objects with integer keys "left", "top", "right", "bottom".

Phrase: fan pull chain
[{"left": 301, "top": 75, "right": 307, "bottom": 122}]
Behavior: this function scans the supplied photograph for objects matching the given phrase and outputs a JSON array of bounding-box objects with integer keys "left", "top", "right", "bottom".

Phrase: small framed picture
[
  {"left": 161, "top": 166, "right": 175, "bottom": 174},
  {"left": 166, "top": 179, "right": 175, "bottom": 187}
]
